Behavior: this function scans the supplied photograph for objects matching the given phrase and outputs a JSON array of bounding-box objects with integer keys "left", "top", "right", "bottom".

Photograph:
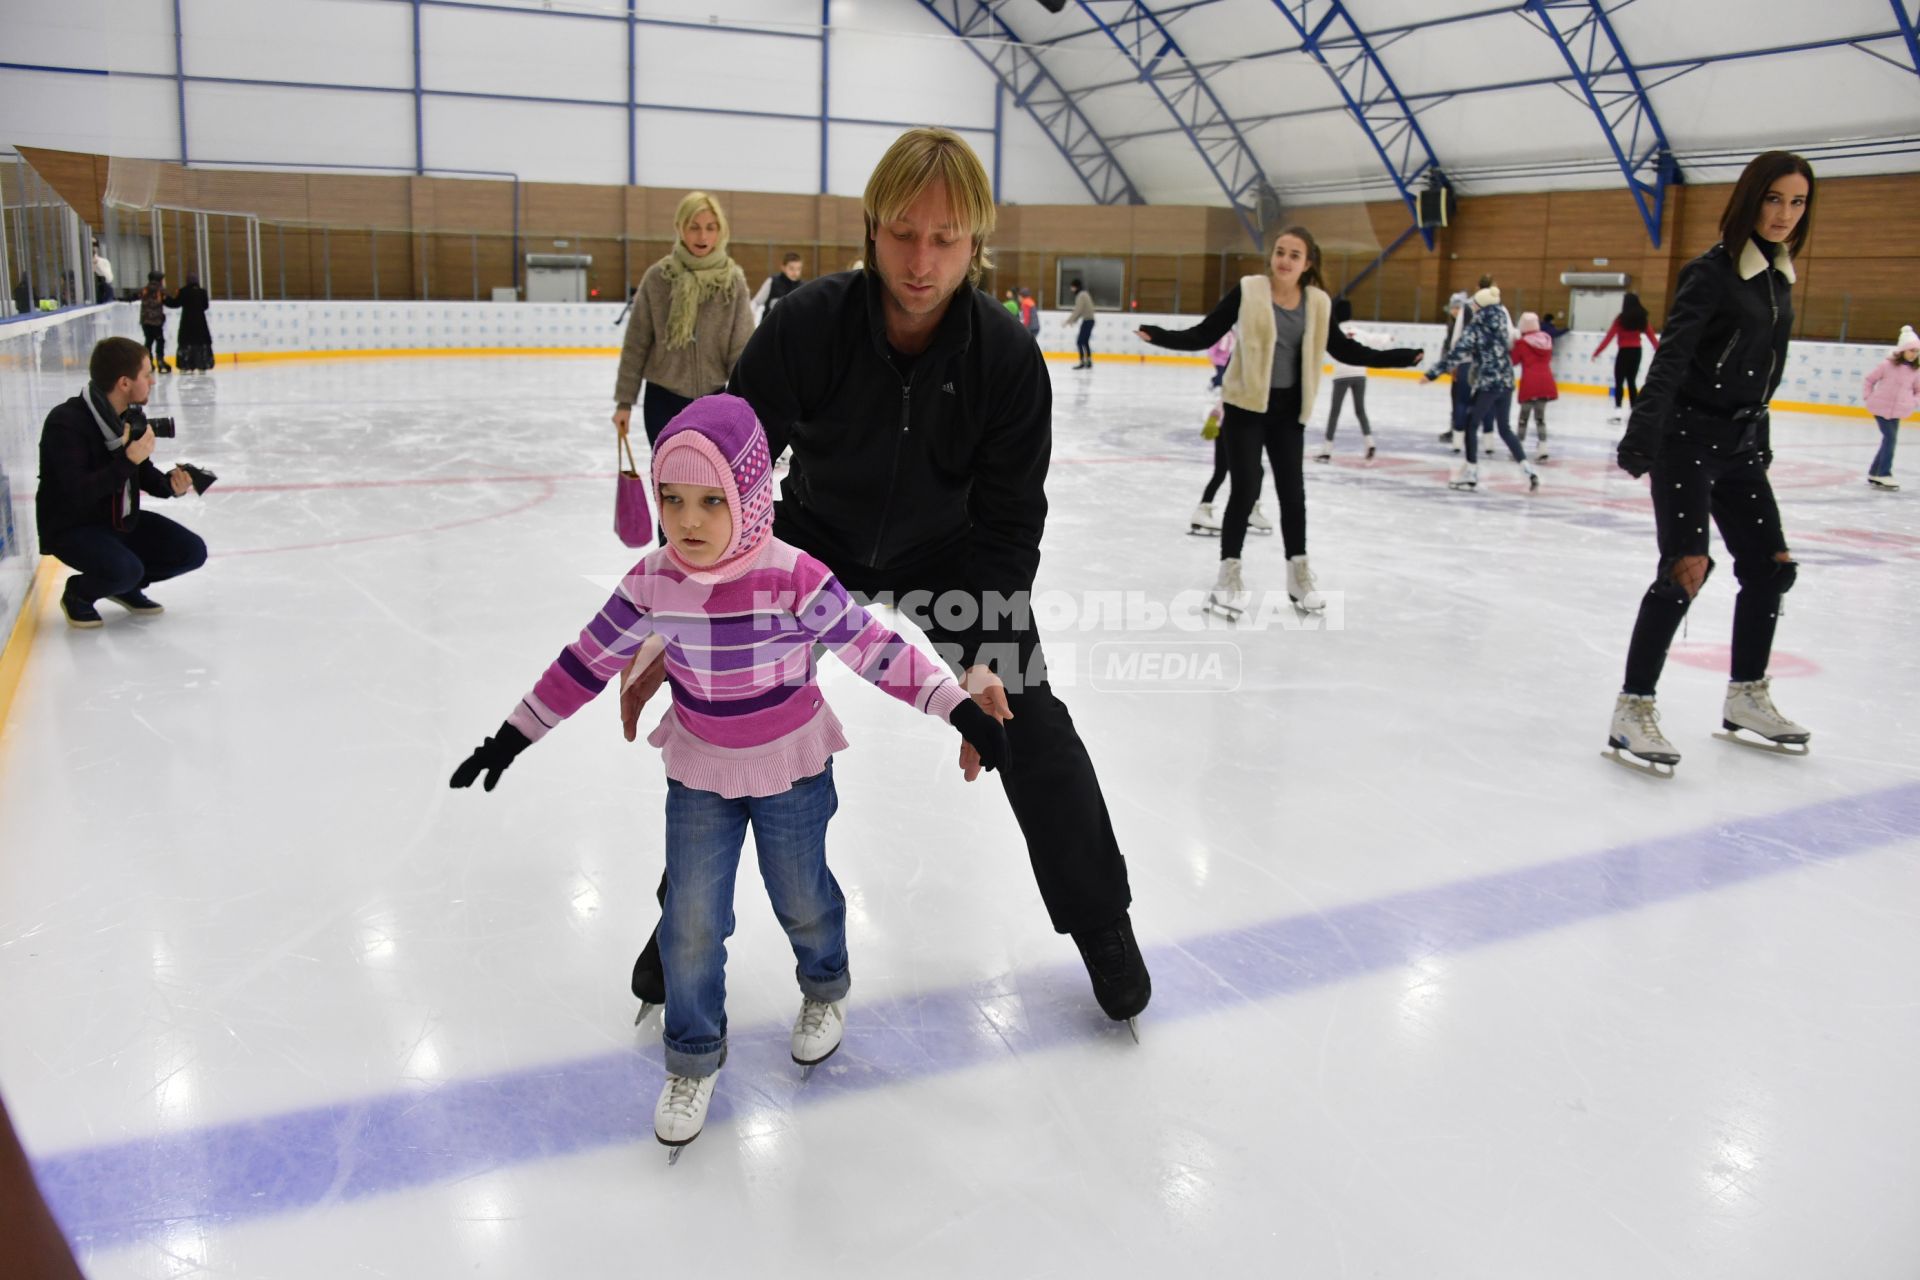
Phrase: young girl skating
[
  {"left": 1138, "top": 226, "right": 1421, "bottom": 619},
  {"left": 451, "top": 395, "right": 1009, "bottom": 1155},
  {"left": 1861, "top": 325, "right": 1918, "bottom": 490},
  {"left": 1511, "top": 311, "right": 1558, "bottom": 460}
]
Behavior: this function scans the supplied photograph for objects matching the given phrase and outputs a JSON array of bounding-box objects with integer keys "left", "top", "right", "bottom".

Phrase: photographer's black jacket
[
  {"left": 36, "top": 392, "right": 175, "bottom": 540},
  {"left": 729, "top": 269, "right": 1049, "bottom": 598},
  {"left": 1629, "top": 238, "right": 1796, "bottom": 443}
]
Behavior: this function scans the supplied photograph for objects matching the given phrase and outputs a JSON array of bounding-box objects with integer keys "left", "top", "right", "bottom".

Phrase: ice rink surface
[{"left": 3, "top": 352, "right": 1917, "bottom": 1279}]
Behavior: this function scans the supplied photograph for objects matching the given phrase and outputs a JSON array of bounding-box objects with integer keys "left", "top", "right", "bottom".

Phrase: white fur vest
[{"left": 1222, "top": 275, "right": 1332, "bottom": 415}]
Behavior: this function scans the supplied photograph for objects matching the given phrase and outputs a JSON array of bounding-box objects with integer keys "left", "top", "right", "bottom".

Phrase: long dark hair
[
  {"left": 1720, "top": 150, "right": 1816, "bottom": 258},
  {"left": 1271, "top": 225, "right": 1324, "bottom": 291},
  {"left": 1619, "top": 292, "right": 1649, "bottom": 331}
]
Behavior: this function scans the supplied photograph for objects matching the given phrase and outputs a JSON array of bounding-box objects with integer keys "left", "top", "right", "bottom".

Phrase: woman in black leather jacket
[{"left": 1606, "top": 151, "right": 1816, "bottom": 775}]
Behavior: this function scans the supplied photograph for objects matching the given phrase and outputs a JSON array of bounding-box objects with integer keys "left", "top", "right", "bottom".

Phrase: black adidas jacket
[
  {"left": 729, "top": 269, "right": 1050, "bottom": 599},
  {"left": 36, "top": 391, "right": 176, "bottom": 541}
]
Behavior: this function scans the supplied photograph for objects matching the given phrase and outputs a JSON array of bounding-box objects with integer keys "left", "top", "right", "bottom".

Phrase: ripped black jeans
[{"left": 1622, "top": 408, "right": 1792, "bottom": 696}]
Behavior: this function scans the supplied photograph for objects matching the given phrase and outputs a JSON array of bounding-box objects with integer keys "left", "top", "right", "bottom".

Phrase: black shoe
[
  {"left": 107, "top": 590, "right": 164, "bottom": 615},
  {"left": 60, "top": 588, "right": 103, "bottom": 629},
  {"left": 631, "top": 930, "right": 665, "bottom": 1005},
  {"left": 630, "top": 872, "right": 669, "bottom": 1006},
  {"left": 1071, "top": 912, "right": 1150, "bottom": 1022}
]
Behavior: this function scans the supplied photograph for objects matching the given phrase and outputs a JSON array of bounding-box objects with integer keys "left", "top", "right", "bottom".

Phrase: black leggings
[
  {"left": 1325, "top": 377, "right": 1369, "bottom": 439},
  {"left": 1612, "top": 346, "right": 1643, "bottom": 409},
  {"left": 1200, "top": 429, "right": 1238, "bottom": 503},
  {"left": 1221, "top": 384, "right": 1304, "bottom": 559},
  {"left": 1622, "top": 409, "right": 1789, "bottom": 695}
]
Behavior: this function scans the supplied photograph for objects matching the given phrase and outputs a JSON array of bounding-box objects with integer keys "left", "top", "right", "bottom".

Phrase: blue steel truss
[
  {"left": 1072, "top": 0, "right": 1273, "bottom": 246},
  {"left": 915, "top": 0, "right": 1143, "bottom": 206},
  {"left": 1894, "top": 0, "right": 1920, "bottom": 74},
  {"left": 1523, "top": 0, "right": 1679, "bottom": 246},
  {"left": 1263, "top": 0, "right": 1442, "bottom": 248}
]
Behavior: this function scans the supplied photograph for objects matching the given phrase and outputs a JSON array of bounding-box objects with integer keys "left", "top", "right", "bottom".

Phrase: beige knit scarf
[{"left": 660, "top": 241, "right": 737, "bottom": 350}]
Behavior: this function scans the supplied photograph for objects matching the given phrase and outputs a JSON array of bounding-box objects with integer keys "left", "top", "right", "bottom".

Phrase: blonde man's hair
[
  {"left": 863, "top": 128, "right": 996, "bottom": 284},
  {"left": 674, "top": 191, "right": 730, "bottom": 248}
]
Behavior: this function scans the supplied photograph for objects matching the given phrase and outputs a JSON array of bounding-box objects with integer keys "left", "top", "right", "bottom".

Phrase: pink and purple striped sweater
[{"left": 507, "top": 537, "right": 968, "bottom": 798}]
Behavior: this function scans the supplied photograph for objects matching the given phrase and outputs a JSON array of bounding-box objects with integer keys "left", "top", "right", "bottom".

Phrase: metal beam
[
  {"left": 915, "top": 0, "right": 1143, "bottom": 206},
  {"left": 1892, "top": 0, "right": 1920, "bottom": 74},
  {"left": 1262, "top": 1, "right": 1442, "bottom": 247},
  {"left": 172, "top": 0, "right": 189, "bottom": 164},
  {"left": 1522, "top": 0, "right": 1678, "bottom": 246},
  {"left": 1072, "top": 0, "right": 1273, "bottom": 246}
]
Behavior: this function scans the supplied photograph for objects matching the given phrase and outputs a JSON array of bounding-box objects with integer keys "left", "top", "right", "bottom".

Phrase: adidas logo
[{"left": 941, "top": 381, "right": 955, "bottom": 394}]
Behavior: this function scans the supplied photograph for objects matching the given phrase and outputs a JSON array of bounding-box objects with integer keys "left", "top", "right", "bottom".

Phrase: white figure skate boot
[
  {"left": 1448, "top": 462, "right": 1479, "bottom": 491},
  {"left": 1208, "top": 558, "right": 1249, "bottom": 621},
  {"left": 1312, "top": 441, "right": 1332, "bottom": 462},
  {"left": 1604, "top": 693, "right": 1679, "bottom": 777},
  {"left": 1286, "top": 554, "right": 1325, "bottom": 614},
  {"left": 1247, "top": 502, "right": 1275, "bottom": 535},
  {"left": 655, "top": 1071, "right": 719, "bottom": 1161},
  {"left": 791, "top": 997, "right": 846, "bottom": 1076},
  {"left": 1718, "top": 677, "right": 1811, "bottom": 754},
  {"left": 1188, "top": 502, "right": 1222, "bottom": 536}
]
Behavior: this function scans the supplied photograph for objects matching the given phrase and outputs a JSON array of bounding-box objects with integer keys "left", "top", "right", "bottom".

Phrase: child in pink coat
[
  {"left": 1511, "top": 312, "right": 1559, "bottom": 460},
  {"left": 1862, "top": 325, "right": 1920, "bottom": 490}
]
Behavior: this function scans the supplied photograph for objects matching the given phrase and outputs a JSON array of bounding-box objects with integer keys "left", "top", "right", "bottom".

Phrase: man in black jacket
[
  {"left": 624, "top": 128, "right": 1150, "bottom": 1030},
  {"left": 38, "top": 336, "right": 206, "bottom": 628}
]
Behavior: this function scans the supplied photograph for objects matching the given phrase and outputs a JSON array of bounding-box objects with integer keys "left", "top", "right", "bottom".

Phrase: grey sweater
[{"left": 613, "top": 259, "right": 756, "bottom": 406}]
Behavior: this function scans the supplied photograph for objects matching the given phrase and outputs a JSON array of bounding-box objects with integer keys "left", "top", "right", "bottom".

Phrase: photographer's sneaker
[
  {"left": 107, "top": 591, "right": 164, "bottom": 615},
  {"left": 790, "top": 997, "right": 846, "bottom": 1069},
  {"left": 60, "top": 588, "right": 103, "bottom": 630}
]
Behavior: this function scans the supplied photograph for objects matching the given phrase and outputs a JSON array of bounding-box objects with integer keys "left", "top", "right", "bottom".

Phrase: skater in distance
[
  {"left": 1607, "top": 150, "right": 1816, "bottom": 776},
  {"left": 1136, "top": 226, "right": 1422, "bottom": 621},
  {"left": 450, "top": 396, "right": 1010, "bottom": 1156},
  {"left": 617, "top": 127, "right": 1154, "bottom": 1039}
]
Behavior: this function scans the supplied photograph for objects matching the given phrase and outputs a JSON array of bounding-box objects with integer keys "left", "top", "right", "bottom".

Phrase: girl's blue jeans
[
  {"left": 658, "top": 763, "right": 849, "bottom": 1078},
  {"left": 1871, "top": 416, "right": 1899, "bottom": 478}
]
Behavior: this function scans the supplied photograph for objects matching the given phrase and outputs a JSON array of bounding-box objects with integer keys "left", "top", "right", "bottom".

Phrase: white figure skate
[
  {"left": 1188, "top": 502, "right": 1222, "bottom": 537},
  {"left": 1208, "top": 558, "right": 1249, "bottom": 622},
  {"left": 1247, "top": 502, "right": 1274, "bottom": 535},
  {"left": 655, "top": 1071, "right": 719, "bottom": 1163},
  {"left": 1716, "top": 678, "right": 1811, "bottom": 754},
  {"left": 791, "top": 997, "right": 846, "bottom": 1079},
  {"left": 1604, "top": 693, "right": 1679, "bottom": 778},
  {"left": 1286, "top": 554, "right": 1325, "bottom": 614},
  {"left": 1448, "top": 462, "right": 1479, "bottom": 491}
]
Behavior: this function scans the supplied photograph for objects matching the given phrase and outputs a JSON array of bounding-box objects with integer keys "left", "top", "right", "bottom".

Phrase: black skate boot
[
  {"left": 1071, "top": 912, "right": 1150, "bottom": 1040},
  {"left": 630, "top": 873, "right": 668, "bottom": 1022}
]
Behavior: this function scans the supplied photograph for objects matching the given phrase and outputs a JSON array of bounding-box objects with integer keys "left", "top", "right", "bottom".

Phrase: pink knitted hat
[
  {"left": 651, "top": 393, "right": 774, "bottom": 580},
  {"left": 1894, "top": 325, "right": 1919, "bottom": 357},
  {"left": 1518, "top": 311, "right": 1540, "bottom": 333}
]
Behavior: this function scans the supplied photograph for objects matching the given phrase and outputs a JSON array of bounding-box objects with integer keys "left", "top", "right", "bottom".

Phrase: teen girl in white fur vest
[{"left": 1138, "top": 226, "right": 1421, "bottom": 615}]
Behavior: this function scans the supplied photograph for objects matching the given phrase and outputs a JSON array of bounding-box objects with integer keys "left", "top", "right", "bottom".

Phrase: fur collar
[{"left": 1735, "top": 238, "right": 1796, "bottom": 284}]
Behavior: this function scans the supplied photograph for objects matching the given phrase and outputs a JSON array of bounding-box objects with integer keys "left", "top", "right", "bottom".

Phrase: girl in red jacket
[
  {"left": 1594, "top": 292, "right": 1658, "bottom": 422},
  {"left": 1511, "top": 311, "right": 1558, "bottom": 460}
]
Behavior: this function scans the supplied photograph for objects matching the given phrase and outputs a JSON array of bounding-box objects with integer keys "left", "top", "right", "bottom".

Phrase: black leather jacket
[{"left": 1618, "top": 238, "right": 1795, "bottom": 474}]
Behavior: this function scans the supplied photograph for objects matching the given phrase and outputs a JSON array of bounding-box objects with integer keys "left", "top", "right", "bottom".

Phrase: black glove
[
  {"left": 1138, "top": 325, "right": 1164, "bottom": 345},
  {"left": 1331, "top": 296, "right": 1353, "bottom": 325},
  {"left": 1392, "top": 347, "right": 1424, "bottom": 369},
  {"left": 450, "top": 722, "right": 531, "bottom": 792},
  {"left": 949, "top": 699, "right": 1011, "bottom": 774},
  {"left": 179, "top": 463, "right": 217, "bottom": 494},
  {"left": 1615, "top": 415, "right": 1661, "bottom": 477}
]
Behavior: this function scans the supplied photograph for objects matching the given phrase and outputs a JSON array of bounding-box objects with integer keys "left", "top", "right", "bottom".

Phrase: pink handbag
[{"left": 614, "top": 437, "right": 655, "bottom": 548}]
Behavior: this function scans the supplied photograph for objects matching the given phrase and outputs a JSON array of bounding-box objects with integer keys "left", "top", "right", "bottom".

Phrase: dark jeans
[
  {"left": 43, "top": 511, "right": 207, "bottom": 604},
  {"left": 1221, "top": 384, "right": 1305, "bottom": 559},
  {"left": 141, "top": 323, "right": 166, "bottom": 366},
  {"left": 1870, "top": 417, "right": 1899, "bottom": 477},
  {"left": 1622, "top": 408, "right": 1788, "bottom": 695},
  {"left": 641, "top": 382, "right": 697, "bottom": 447},
  {"left": 1449, "top": 374, "right": 1473, "bottom": 433},
  {"left": 1466, "top": 386, "right": 1525, "bottom": 464},
  {"left": 1325, "top": 376, "right": 1369, "bottom": 438},
  {"left": 1612, "top": 347, "right": 1643, "bottom": 408},
  {"left": 1076, "top": 319, "right": 1094, "bottom": 363}
]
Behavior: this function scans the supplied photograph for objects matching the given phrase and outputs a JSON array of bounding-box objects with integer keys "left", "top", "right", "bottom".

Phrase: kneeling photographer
[{"left": 38, "top": 336, "right": 213, "bottom": 629}]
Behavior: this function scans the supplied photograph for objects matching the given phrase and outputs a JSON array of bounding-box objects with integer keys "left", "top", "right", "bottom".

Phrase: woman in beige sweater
[{"left": 612, "top": 191, "right": 756, "bottom": 447}]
